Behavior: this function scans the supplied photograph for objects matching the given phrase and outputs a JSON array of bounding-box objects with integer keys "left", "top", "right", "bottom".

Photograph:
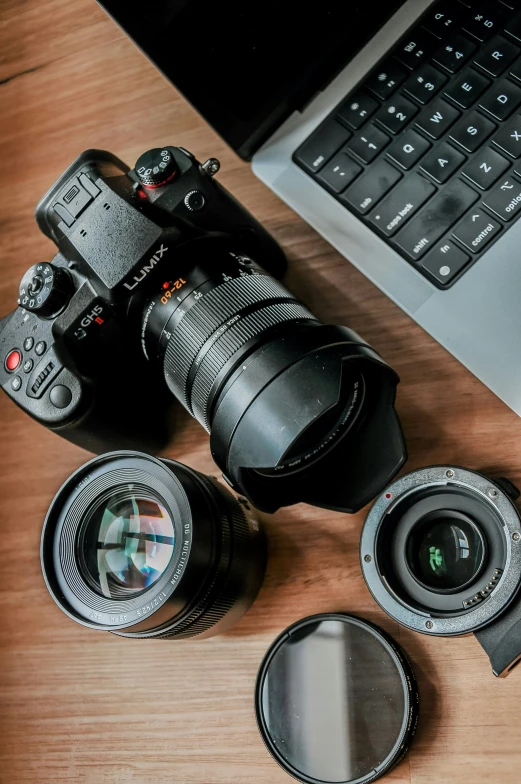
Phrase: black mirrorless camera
[{"left": 0, "top": 146, "right": 406, "bottom": 513}]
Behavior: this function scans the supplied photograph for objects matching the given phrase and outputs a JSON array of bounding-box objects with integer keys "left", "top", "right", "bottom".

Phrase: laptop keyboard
[{"left": 293, "top": 0, "right": 521, "bottom": 288}]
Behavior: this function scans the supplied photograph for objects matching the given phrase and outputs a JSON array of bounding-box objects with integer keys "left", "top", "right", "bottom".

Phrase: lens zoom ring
[
  {"left": 163, "top": 275, "right": 298, "bottom": 410},
  {"left": 191, "top": 302, "right": 315, "bottom": 429}
]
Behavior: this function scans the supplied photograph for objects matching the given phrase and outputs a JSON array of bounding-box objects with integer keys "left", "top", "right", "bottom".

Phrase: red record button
[{"left": 5, "top": 350, "right": 21, "bottom": 372}]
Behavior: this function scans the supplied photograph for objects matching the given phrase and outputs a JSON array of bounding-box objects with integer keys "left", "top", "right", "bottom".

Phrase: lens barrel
[
  {"left": 142, "top": 248, "right": 406, "bottom": 513},
  {"left": 361, "top": 466, "right": 521, "bottom": 638},
  {"left": 41, "top": 451, "right": 266, "bottom": 639}
]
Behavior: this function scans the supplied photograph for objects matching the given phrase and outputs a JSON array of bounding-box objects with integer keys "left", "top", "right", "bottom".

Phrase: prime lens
[
  {"left": 142, "top": 247, "right": 406, "bottom": 514},
  {"left": 41, "top": 451, "right": 266, "bottom": 639}
]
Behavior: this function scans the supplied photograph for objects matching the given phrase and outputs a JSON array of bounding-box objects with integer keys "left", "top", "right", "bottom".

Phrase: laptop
[{"left": 97, "top": 0, "right": 521, "bottom": 416}]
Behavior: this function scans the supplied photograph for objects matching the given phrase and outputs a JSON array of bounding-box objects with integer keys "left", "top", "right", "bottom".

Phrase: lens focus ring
[{"left": 163, "top": 274, "right": 317, "bottom": 426}]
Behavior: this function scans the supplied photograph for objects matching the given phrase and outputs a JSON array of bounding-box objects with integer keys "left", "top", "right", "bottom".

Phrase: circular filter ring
[{"left": 255, "top": 614, "right": 419, "bottom": 784}]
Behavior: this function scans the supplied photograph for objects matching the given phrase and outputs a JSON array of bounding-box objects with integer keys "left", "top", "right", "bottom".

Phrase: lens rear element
[{"left": 406, "top": 510, "right": 485, "bottom": 592}]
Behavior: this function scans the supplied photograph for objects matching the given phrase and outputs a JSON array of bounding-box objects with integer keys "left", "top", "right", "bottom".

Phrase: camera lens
[
  {"left": 142, "top": 247, "right": 406, "bottom": 513},
  {"left": 79, "top": 490, "right": 175, "bottom": 598},
  {"left": 361, "top": 466, "right": 521, "bottom": 637},
  {"left": 41, "top": 451, "right": 266, "bottom": 639},
  {"left": 405, "top": 511, "right": 486, "bottom": 592}
]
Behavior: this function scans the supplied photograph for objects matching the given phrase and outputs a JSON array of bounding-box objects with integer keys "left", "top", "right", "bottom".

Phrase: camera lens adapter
[
  {"left": 255, "top": 614, "right": 419, "bottom": 784},
  {"left": 361, "top": 466, "right": 521, "bottom": 676},
  {"left": 41, "top": 451, "right": 266, "bottom": 639}
]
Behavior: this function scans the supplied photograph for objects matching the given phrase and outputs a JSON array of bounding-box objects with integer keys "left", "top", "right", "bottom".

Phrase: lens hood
[{"left": 210, "top": 323, "right": 406, "bottom": 513}]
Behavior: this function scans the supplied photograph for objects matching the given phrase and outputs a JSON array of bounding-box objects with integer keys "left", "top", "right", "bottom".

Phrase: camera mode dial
[
  {"left": 135, "top": 148, "right": 178, "bottom": 188},
  {"left": 18, "top": 263, "right": 71, "bottom": 318}
]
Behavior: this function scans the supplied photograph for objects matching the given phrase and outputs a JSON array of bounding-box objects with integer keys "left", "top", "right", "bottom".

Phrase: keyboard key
[
  {"left": 403, "top": 63, "right": 448, "bottom": 104},
  {"left": 421, "top": 241, "right": 471, "bottom": 285},
  {"left": 374, "top": 95, "right": 419, "bottom": 134},
  {"left": 369, "top": 173, "right": 436, "bottom": 236},
  {"left": 505, "top": 10, "right": 521, "bottom": 42},
  {"left": 420, "top": 141, "right": 466, "bottom": 183},
  {"left": 462, "top": 146, "right": 510, "bottom": 188},
  {"left": 294, "top": 122, "right": 351, "bottom": 173},
  {"left": 444, "top": 67, "right": 490, "bottom": 108},
  {"left": 337, "top": 92, "right": 379, "bottom": 130},
  {"left": 483, "top": 177, "right": 521, "bottom": 220},
  {"left": 461, "top": 3, "right": 508, "bottom": 42},
  {"left": 415, "top": 97, "right": 461, "bottom": 138},
  {"left": 386, "top": 129, "right": 431, "bottom": 169},
  {"left": 452, "top": 209, "right": 502, "bottom": 251},
  {"left": 347, "top": 124, "right": 391, "bottom": 163},
  {"left": 316, "top": 153, "right": 362, "bottom": 193},
  {"left": 394, "top": 28, "right": 438, "bottom": 70},
  {"left": 433, "top": 33, "right": 477, "bottom": 73},
  {"left": 492, "top": 114, "right": 521, "bottom": 156},
  {"left": 341, "top": 159, "right": 402, "bottom": 215},
  {"left": 479, "top": 77, "right": 521, "bottom": 119},
  {"left": 394, "top": 179, "right": 479, "bottom": 259},
  {"left": 509, "top": 56, "right": 521, "bottom": 81},
  {"left": 473, "top": 35, "right": 520, "bottom": 76},
  {"left": 450, "top": 110, "right": 497, "bottom": 152},
  {"left": 422, "top": 2, "right": 463, "bottom": 38},
  {"left": 366, "top": 59, "right": 408, "bottom": 100}
]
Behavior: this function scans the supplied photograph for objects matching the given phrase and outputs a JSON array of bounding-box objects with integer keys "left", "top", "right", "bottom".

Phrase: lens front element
[
  {"left": 79, "top": 488, "right": 175, "bottom": 599},
  {"left": 406, "top": 510, "right": 485, "bottom": 592}
]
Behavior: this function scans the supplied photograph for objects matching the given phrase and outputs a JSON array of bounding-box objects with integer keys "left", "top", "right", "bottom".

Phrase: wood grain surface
[{"left": 1, "top": 2, "right": 521, "bottom": 782}]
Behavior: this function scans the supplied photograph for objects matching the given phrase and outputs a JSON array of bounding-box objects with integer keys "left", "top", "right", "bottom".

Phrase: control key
[{"left": 452, "top": 210, "right": 502, "bottom": 252}]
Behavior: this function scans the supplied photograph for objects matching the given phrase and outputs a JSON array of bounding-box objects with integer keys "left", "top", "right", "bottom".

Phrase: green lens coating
[{"left": 406, "top": 511, "right": 486, "bottom": 592}]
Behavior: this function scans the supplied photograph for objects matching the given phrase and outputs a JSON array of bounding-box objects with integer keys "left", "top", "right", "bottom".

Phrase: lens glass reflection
[
  {"left": 406, "top": 511, "right": 485, "bottom": 591},
  {"left": 80, "top": 488, "right": 175, "bottom": 598}
]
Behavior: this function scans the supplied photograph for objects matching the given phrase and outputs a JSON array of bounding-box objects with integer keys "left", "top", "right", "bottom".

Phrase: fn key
[{"left": 422, "top": 241, "right": 470, "bottom": 285}]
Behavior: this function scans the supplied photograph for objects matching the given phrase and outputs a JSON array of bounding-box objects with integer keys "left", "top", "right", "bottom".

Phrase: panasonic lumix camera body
[
  {"left": 0, "top": 147, "right": 287, "bottom": 453},
  {"left": 0, "top": 145, "right": 405, "bottom": 513}
]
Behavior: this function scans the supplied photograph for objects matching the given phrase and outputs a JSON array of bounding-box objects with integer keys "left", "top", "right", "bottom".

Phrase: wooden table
[{"left": 1, "top": 2, "right": 521, "bottom": 782}]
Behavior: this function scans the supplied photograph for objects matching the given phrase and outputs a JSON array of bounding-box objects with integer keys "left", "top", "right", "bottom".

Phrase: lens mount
[{"left": 361, "top": 466, "right": 521, "bottom": 636}]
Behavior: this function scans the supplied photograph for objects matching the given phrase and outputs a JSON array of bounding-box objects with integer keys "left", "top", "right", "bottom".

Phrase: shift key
[
  {"left": 369, "top": 173, "right": 436, "bottom": 236},
  {"left": 394, "top": 179, "right": 479, "bottom": 260}
]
